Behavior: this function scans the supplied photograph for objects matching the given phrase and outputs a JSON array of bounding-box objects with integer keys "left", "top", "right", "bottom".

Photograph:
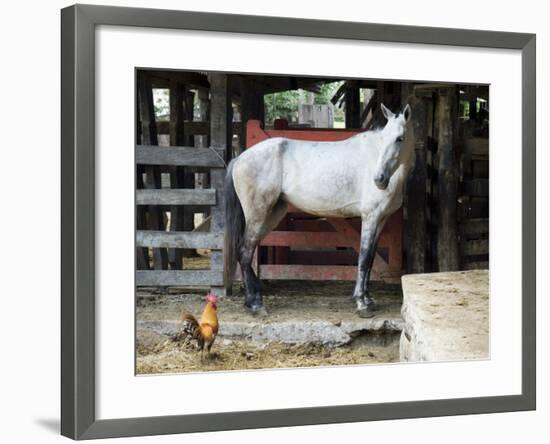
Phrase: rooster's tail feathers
[{"left": 180, "top": 313, "right": 201, "bottom": 339}]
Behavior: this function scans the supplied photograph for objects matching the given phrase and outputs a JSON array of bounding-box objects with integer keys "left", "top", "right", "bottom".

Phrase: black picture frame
[{"left": 61, "top": 4, "right": 536, "bottom": 440}]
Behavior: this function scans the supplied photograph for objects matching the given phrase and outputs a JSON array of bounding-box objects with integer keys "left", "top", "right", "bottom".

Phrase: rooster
[{"left": 173, "top": 292, "right": 219, "bottom": 360}]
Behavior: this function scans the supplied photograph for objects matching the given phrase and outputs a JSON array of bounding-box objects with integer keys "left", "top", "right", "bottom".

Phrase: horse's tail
[{"left": 223, "top": 159, "right": 245, "bottom": 291}]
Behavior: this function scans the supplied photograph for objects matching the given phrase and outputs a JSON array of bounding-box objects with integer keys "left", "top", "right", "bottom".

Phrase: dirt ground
[
  {"left": 136, "top": 329, "right": 400, "bottom": 375},
  {"left": 136, "top": 280, "right": 403, "bottom": 374},
  {"left": 137, "top": 280, "right": 402, "bottom": 324}
]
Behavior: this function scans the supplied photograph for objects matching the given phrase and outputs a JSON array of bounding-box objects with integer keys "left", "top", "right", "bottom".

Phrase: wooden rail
[
  {"left": 136, "top": 231, "right": 223, "bottom": 249},
  {"left": 462, "top": 218, "right": 489, "bottom": 236},
  {"left": 463, "top": 239, "right": 489, "bottom": 256},
  {"left": 154, "top": 120, "right": 242, "bottom": 136},
  {"left": 463, "top": 179, "right": 489, "bottom": 197},
  {"left": 136, "top": 270, "right": 224, "bottom": 287},
  {"left": 136, "top": 145, "right": 225, "bottom": 167},
  {"left": 136, "top": 189, "right": 216, "bottom": 206}
]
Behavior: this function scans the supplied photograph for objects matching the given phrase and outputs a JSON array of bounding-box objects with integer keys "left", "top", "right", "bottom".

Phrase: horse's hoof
[
  {"left": 247, "top": 305, "right": 268, "bottom": 317},
  {"left": 356, "top": 308, "right": 375, "bottom": 318}
]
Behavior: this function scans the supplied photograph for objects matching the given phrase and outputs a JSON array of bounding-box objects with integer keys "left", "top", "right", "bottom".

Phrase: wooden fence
[
  {"left": 136, "top": 71, "right": 231, "bottom": 294},
  {"left": 135, "top": 144, "right": 226, "bottom": 288}
]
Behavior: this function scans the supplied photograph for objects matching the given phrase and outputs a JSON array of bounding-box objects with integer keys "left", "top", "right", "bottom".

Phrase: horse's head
[{"left": 373, "top": 103, "right": 412, "bottom": 190}]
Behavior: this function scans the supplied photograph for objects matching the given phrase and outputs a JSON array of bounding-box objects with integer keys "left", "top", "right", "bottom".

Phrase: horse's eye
[{"left": 396, "top": 136, "right": 404, "bottom": 143}]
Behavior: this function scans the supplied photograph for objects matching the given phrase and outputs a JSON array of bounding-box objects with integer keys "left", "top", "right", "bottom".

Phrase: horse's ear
[
  {"left": 402, "top": 104, "right": 412, "bottom": 123},
  {"left": 381, "top": 103, "right": 395, "bottom": 121}
]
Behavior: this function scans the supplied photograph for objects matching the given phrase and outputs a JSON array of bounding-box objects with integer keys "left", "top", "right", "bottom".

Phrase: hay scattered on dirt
[
  {"left": 136, "top": 329, "right": 400, "bottom": 374},
  {"left": 136, "top": 280, "right": 403, "bottom": 374}
]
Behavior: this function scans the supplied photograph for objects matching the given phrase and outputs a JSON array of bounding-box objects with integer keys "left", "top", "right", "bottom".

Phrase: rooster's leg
[{"left": 206, "top": 343, "right": 214, "bottom": 360}]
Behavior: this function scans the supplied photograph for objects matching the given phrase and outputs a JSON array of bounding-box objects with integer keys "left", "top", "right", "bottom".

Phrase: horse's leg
[
  {"left": 239, "top": 200, "right": 288, "bottom": 314},
  {"left": 353, "top": 214, "right": 386, "bottom": 318},
  {"left": 239, "top": 221, "right": 264, "bottom": 313},
  {"left": 261, "top": 200, "right": 288, "bottom": 237}
]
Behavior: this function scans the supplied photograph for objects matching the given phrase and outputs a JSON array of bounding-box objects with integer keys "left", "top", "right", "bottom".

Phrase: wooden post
[
  {"left": 135, "top": 85, "right": 148, "bottom": 270},
  {"left": 137, "top": 71, "right": 168, "bottom": 270},
  {"left": 436, "top": 88, "right": 460, "bottom": 271},
  {"left": 208, "top": 73, "right": 233, "bottom": 296},
  {"left": 404, "top": 85, "right": 428, "bottom": 273},
  {"left": 135, "top": 165, "right": 149, "bottom": 270},
  {"left": 240, "top": 76, "right": 264, "bottom": 153},
  {"left": 345, "top": 80, "right": 361, "bottom": 128},
  {"left": 181, "top": 89, "right": 197, "bottom": 257},
  {"left": 372, "top": 81, "right": 401, "bottom": 127},
  {"left": 359, "top": 90, "right": 377, "bottom": 127},
  {"left": 169, "top": 80, "right": 185, "bottom": 146},
  {"left": 168, "top": 79, "right": 185, "bottom": 270},
  {"left": 196, "top": 89, "right": 210, "bottom": 188}
]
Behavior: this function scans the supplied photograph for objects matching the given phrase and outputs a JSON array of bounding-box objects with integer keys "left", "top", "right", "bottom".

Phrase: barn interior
[{"left": 135, "top": 69, "right": 489, "bottom": 372}]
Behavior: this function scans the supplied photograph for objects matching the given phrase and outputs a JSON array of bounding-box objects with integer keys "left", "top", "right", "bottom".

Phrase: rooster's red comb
[{"left": 206, "top": 292, "right": 218, "bottom": 303}]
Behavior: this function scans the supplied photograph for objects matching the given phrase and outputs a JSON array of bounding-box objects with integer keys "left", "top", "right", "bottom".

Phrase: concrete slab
[
  {"left": 137, "top": 280, "right": 403, "bottom": 346},
  {"left": 399, "top": 270, "right": 489, "bottom": 362}
]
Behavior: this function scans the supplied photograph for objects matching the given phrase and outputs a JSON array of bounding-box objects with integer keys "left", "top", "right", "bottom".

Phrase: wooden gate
[
  {"left": 135, "top": 72, "right": 231, "bottom": 294},
  {"left": 135, "top": 145, "right": 226, "bottom": 288}
]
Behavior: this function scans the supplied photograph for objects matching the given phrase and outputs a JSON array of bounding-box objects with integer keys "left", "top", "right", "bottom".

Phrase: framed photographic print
[{"left": 61, "top": 4, "right": 536, "bottom": 440}]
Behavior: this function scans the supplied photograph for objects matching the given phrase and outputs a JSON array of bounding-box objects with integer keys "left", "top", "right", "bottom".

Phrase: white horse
[{"left": 224, "top": 103, "right": 413, "bottom": 317}]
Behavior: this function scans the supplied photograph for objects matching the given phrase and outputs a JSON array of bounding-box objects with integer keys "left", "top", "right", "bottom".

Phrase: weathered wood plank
[
  {"left": 136, "top": 146, "right": 225, "bottom": 167},
  {"left": 405, "top": 90, "right": 428, "bottom": 273},
  {"left": 239, "top": 76, "right": 264, "bottom": 154},
  {"left": 136, "top": 189, "right": 216, "bottom": 206},
  {"left": 135, "top": 165, "right": 150, "bottom": 270},
  {"left": 462, "top": 218, "right": 489, "bottom": 237},
  {"left": 464, "top": 239, "right": 489, "bottom": 256},
  {"left": 146, "top": 70, "right": 210, "bottom": 89},
  {"left": 178, "top": 88, "right": 199, "bottom": 260},
  {"left": 469, "top": 197, "right": 490, "bottom": 219},
  {"left": 169, "top": 81, "right": 185, "bottom": 146},
  {"left": 167, "top": 81, "right": 187, "bottom": 270},
  {"left": 464, "top": 137, "right": 489, "bottom": 157},
  {"left": 437, "top": 89, "right": 460, "bottom": 271},
  {"left": 472, "top": 159, "right": 489, "bottom": 178},
  {"left": 138, "top": 72, "right": 158, "bottom": 146},
  {"left": 155, "top": 120, "right": 242, "bottom": 136},
  {"left": 136, "top": 270, "right": 223, "bottom": 287},
  {"left": 463, "top": 179, "right": 489, "bottom": 197},
  {"left": 359, "top": 90, "right": 377, "bottom": 127},
  {"left": 138, "top": 70, "right": 168, "bottom": 270},
  {"left": 461, "top": 260, "right": 489, "bottom": 270},
  {"left": 136, "top": 231, "right": 223, "bottom": 249},
  {"left": 208, "top": 73, "right": 232, "bottom": 295},
  {"left": 345, "top": 80, "right": 361, "bottom": 128}
]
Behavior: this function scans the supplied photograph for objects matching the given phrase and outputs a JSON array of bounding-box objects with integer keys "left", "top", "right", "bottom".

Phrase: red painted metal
[
  {"left": 259, "top": 265, "right": 359, "bottom": 281},
  {"left": 245, "top": 119, "right": 402, "bottom": 282},
  {"left": 262, "top": 231, "right": 358, "bottom": 249},
  {"left": 246, "top": 119, "right": 364, "bottom": 147}
]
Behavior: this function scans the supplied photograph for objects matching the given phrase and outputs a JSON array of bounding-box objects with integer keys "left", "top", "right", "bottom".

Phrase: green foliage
[
  {"left": 314, "top": 82, "right": 343, "bottom": 105},
  {"left": 264, "top": 81, "right": 344, "bottom": 126},
  {"left": 264, "top": 89, "right": 303, "bottom": 124},
  {"left": 152, "top": 88, "right": 169, "bottom": 120}
]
